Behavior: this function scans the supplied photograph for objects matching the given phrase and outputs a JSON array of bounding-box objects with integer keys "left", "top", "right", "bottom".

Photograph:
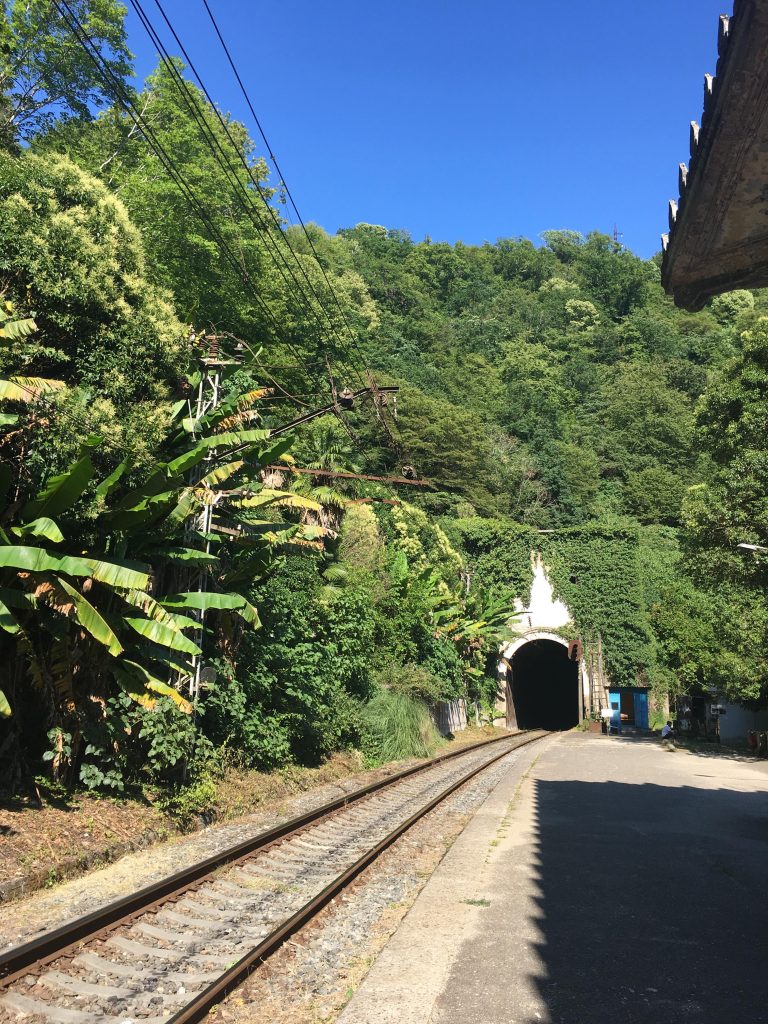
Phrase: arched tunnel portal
[{"left": 507, "top": 637, "right": 580, "bottom": 731}]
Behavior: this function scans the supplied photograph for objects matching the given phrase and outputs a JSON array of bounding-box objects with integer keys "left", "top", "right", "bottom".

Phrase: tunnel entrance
[{"left": 510, "top": 639, "right": 579, "bottom": 731}]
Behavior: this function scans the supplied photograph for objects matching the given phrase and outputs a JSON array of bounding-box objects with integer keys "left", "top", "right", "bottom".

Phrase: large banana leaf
[
  {"left": 23, "top": 453, "right": 96, "bottom": 519},
  {"left": 123, "top": 617, "right": 202, "bottom": 656},
  {"left": 164, "top": 429, "right": 269, "bottom": 477},
  {"left": 95, "top": 459, "right": 132, "bottom": 498},
  {"left": 163, "top": 488, "right": 198, "bottom": 530},
  {"left": 11, "top": 517, "right": 64, "bottom": 543},
  {"left": 255, "top": 436, "right": 294, "bottom": 466},
  {"left": 215, "top": 409, "right": 261, "bottom": 431},
  {"left": 215, "top": 387, "right": 271, "bottom": 417},
  {"left": 0, "top": 545, "right": 99, "bottom": 577},
  {"left": 0, "top": 377, "right": 64, "bottom": 402},
  {"left": 53, "top": 578, "right": 123, "bottom": 656},
  {"left": 83, "top": 558, "right": 150, "bottom": 590},
  {"left": 127, "top": 638, "right": 196, "bottom": 676},
  {"left": 119, "top": 588, "right": 198, "bottom": 632},
  {"left": 183, "top": 388, "right": 269, "bottom": 435},
  {"left": 230, "top": 489, "right": 322, "bottom": 511},
  {"left": 114, "top": 662, "right": 193, "bottom": 714},
  {"left": 142, "top": 676, "right": 194, "bottom": 714},
  {"left": 144, "top": 546, "right": 221, "bottom": 566},
  {"left": 160, "top": 591, "right": 261, "bottom": 628},
  {"left": 0, "top": 317, "right": 37, "bottom": 342},
  {"left": 0, "top": 546, "right": 150, "bottom": 590},
  {"left": 0, "top": 690, "right": 10, "bottom": 717},
  {"left": 200, "top": 460, "right": 243, "bottom": 487},
  {"left": 0, "top": 595, "right": 19, "bottom": 633}
]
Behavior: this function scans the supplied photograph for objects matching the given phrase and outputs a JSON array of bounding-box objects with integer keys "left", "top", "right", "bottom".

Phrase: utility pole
[
  {"left": 179, "top": 339, "right": 404, "bottom": 702},
  {"left": 186, "top": 335, "right": 229, "bottom": 703}
]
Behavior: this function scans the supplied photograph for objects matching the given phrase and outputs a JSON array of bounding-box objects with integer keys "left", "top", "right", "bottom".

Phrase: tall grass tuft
[{"left": 361, "top": 690, "right": 441, "bottom": 765}]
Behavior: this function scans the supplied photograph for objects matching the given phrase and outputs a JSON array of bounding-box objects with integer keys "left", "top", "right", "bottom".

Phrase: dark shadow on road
[
  {"left": 527, "top": 775, "right": 768, "bottom": 1023},
  {"left": 678, "top": 743, "right": 764, "bottom": 764},
  {"left": 608, "top": 732, "right": 765, "bottom": 764}
]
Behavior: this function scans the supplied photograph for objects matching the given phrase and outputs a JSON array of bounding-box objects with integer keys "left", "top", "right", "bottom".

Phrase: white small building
[{"left": 715, "top": 702, "right": 768, "bottom": 745}]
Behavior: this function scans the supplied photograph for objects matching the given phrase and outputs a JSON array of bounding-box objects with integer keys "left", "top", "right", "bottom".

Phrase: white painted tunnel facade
[{"left": 496, "top": 556, "right": 590, "bottom": 728}]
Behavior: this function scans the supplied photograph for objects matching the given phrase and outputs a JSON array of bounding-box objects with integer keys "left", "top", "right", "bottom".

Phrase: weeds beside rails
[{"left": 361, "top": 690, "right": 441, "bottom": 765}]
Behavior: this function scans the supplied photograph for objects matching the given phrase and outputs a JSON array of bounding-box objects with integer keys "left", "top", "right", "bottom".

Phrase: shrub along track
[{"left": 0, "top": 730, "right": 546, "bottom": 1024}]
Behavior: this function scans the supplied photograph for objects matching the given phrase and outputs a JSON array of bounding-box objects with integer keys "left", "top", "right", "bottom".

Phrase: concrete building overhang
[{"left": 661, "top": 1, "right": 768, "bottom": 311}]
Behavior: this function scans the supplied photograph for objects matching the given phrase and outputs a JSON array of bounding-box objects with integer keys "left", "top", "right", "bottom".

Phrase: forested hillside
[{"left": 1, "top": 1, "right": 767, "bottom": 800}]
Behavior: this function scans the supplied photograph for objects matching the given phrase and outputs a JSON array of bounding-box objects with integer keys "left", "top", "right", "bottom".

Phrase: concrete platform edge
[{"left": 337, "top": 733, "right": 558, "bottom": 1024}]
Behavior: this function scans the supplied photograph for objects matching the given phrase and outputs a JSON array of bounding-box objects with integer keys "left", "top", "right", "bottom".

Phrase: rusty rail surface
[{"left": 0, "top": 729, "right": 548, "bottom": 1022}]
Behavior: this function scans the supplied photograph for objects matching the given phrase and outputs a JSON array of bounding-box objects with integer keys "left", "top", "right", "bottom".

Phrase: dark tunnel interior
[{"left": 511, "top": 639, "right": 580, "bottom": 730}]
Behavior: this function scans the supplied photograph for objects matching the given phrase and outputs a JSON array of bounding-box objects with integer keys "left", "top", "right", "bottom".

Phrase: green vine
[
  {"left": 447, "top": 518, "right": 656, "bottom": 688},
  {"left": 539, "top": 526, "right": 654, "bottom": 687}
]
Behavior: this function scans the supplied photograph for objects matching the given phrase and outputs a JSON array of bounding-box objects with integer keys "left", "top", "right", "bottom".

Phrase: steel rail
[
  {"left": 165, "top": 729, "right": 547, "bottom": 1024},
  {"left": 0, "top": 730, "right": 535, "bottom": 987}
]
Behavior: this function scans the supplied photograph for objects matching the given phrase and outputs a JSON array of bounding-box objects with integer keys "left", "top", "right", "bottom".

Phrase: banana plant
[
  {"left": 284, "top": 416, "right": 363, "bottom": 532},
  {"left": 0, "top": 441, "right": 192, "bottom": 720},
  {"left": 0, "top": 306, "right": 64, "bottom": 432},
  {"left": 0, "top": 368, "right": 325, "bottom": 717},
  {"left": 390, "top": 553, "right": 519, "bottom": 690},
  {"left": 85, "top": 374, "right": 327, "bottom": 695}
]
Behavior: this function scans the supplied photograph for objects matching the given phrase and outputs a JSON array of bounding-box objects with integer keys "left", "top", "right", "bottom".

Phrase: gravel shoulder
[
  {"left": 0, "top": 727, "right": 505, "bottom": 953},
  {"left": 213, "top": 734, "right": 553, "bottom": 1024}
]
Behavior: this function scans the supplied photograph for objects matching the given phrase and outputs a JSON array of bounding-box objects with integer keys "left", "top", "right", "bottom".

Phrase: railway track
[{"left": 0, "top": 730, "right": 547, "bottom": 1024}]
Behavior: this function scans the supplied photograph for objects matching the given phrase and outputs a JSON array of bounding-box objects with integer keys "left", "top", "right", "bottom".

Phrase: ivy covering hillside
[{"left": 1, "top": 1, "right": 767, "bottom": 797}]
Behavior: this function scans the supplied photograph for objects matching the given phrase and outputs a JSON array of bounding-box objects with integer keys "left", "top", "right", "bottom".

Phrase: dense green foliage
[
  {"left": 0, "top": 149, "right": 186, "bottom": 484},
  {"left": 2, "top": 0, "right": 768, "bottom": 795},
  {"left": 0, "top": 0, "right": 131, "bottom": 146}
]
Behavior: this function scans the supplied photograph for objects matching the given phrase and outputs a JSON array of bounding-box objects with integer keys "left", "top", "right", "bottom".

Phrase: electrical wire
[
  {"left": 199, "top": 0, "right": 410, "bottom": 463},
  {"left": 145, "top": 0, "right": 369, "bottom": 392},
  {"left": 58, "top": 0, "right": 413, "bottom": 471},
  {"left": 129, "top": 0, "right": 365, "bottom": 398},
  {"left": 200, "top": 0, "right": 377, "bottom": 373},
  {"left": 55, "top": 0, "right": 329, "bottom": 413}
]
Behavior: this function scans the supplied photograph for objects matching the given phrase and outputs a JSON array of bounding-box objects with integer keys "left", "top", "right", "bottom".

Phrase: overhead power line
[
  {"left": 130, "top": 0, "right": 370, "bottom": 395},
  {"left": 200, "top": 0, "right": 409, "bottom": 461},
  {"left": 144, "top": 0, "right": 369, "bottom": 392},
  {"left": 57, "top": 0, "right": 413, "bottom": 471},
  {"left": 55, "top": 0, "right": 335, "bottom": 412},
  {"left": 200, "top": 0, "right": 367, "bottom": 360}
]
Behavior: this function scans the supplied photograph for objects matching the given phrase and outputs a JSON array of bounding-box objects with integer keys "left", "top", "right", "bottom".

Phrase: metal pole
[{"left": 186, "top": 363, "right": 221, "bottom": 702}]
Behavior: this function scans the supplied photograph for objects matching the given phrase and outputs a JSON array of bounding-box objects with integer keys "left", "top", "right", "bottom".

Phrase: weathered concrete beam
[{"left": 662, "top": 1, "right": 768, "bottom": 310}]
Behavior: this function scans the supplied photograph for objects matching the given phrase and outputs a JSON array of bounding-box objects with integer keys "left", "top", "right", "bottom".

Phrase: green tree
[
  {"left": 0, "top": 149, "right": 185, "bottom": 483},
  {"left": 684, "top": 317, "right": 768, "bottom": 557},
  {"left": 392, "top": 386, "right": 500, "bottom": 511},
  {"left": 0, "top": 0, "right": 131, "bottom": 146}
]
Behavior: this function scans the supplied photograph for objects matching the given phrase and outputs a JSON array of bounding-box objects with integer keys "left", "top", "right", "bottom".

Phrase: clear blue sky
[{"left": 124, "top": 0, "right": 729, "bottom": 260}]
